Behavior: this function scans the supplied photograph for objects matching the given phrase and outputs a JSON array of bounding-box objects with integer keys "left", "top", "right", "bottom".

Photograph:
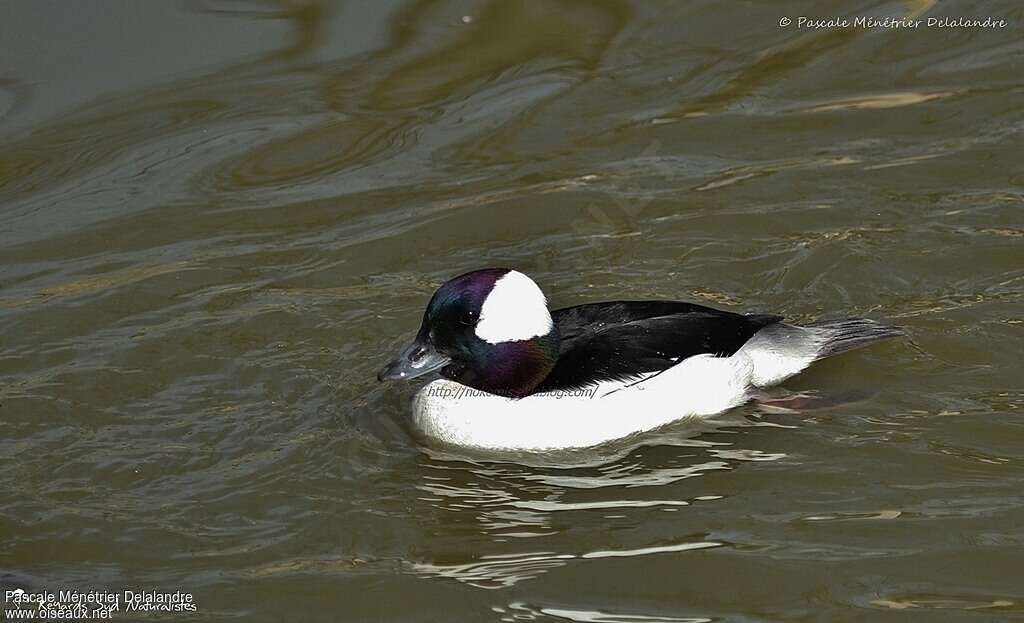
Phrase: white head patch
[{"left": 475, "top": 271, "right": 553, "bottom": 344}]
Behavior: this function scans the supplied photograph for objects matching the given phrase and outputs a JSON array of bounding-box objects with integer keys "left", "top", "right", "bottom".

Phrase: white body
[{"left": 411, "top": 328, "right": 824, "bottom": 451}]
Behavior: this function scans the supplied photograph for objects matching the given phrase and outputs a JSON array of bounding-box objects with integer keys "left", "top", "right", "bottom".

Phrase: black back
[{"left": 535, "top": 301, "right": 781, "bottom": 392}]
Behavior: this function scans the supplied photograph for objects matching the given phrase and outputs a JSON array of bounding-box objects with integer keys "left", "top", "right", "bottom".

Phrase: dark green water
[{"left": 2, "top": 1, "right": 1022, "bottom": 621}]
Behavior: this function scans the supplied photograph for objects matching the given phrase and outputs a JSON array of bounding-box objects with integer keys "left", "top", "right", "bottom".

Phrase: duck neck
[{"left": 449, "top": 328, "right": 560, "bottom": 398}]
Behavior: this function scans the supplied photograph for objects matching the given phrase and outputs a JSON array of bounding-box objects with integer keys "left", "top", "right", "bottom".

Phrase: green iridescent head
[{"left": 378, "top": 269, "right": 560, "bottom": 397}]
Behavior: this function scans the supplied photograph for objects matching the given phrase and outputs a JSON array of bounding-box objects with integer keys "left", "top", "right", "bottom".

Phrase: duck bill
[{"left": 377, "top": 334, "right": 451, "bottom": 382}]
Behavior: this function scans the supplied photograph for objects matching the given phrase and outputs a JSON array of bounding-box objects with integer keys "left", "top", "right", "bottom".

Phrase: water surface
[{"left": 2, "top": 1, "right": 1023, "bottom": 621}]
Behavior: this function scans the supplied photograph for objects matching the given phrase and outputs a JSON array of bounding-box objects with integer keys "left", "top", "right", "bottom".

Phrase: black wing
[{"left": 535, "top": 301, "right": 781, "bottom": 392}]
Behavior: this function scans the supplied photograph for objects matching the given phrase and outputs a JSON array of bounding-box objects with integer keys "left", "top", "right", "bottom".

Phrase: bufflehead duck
[{"left": 378, "top": 268, "right": 901, "bottom": 451}]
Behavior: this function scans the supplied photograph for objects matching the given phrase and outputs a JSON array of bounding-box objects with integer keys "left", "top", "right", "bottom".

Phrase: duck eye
[{"left": 458, "top": 310, "right": 477, "bottom": 326}]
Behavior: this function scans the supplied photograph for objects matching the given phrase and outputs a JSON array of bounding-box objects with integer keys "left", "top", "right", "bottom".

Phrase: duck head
[{"left": 378, "top": 268, "right": 560, "bottom": 397}]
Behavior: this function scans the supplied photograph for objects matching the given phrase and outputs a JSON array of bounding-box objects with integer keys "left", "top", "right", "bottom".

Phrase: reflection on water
[
  {"left": 410, "top": 433, "right": 783, "bottom": 587},
  {"left": 500, "top": 602, "right": 713, "bottom": 623},
  {"left": 2, "top": 0, "right": 1024, "bottom": 620},
  {"left": 414, "top": 539, "right": 722, "bottom": 590},
  {"left": 871, "top": 593, "right": 1020, "bottom": 613}
]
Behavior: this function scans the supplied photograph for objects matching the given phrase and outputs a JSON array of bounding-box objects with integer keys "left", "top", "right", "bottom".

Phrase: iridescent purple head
[{"left": 378, "top": 269, "right": 560, "bottom": 397}]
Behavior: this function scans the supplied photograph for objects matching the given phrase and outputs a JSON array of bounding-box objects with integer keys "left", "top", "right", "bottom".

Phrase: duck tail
[
  {"left": 739, "top": 318, "right": 902, "bottom": 388},
  {"left": 805, "top": 318, "right": 904, "bottom": 360}
]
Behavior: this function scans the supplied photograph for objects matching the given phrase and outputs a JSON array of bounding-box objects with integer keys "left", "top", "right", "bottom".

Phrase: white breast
[{"left": 411, "top": 352, "right": 758, "bottom": 451}]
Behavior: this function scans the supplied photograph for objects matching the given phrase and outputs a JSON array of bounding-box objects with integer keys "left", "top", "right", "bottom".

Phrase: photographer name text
[
  {"left": 779, "top": 16, "right": 1008, "bottom": 29},
  {"left": 4, "top": 588, "right": 196, "bottom": 620}
]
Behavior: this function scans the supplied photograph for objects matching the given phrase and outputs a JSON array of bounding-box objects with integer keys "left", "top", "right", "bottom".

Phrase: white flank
[
  {"left": 474, "top": 270, "right": 554, "bottom": 344},
  {"left": 412, "top": 352, "right": 755, "bottom": 451}
]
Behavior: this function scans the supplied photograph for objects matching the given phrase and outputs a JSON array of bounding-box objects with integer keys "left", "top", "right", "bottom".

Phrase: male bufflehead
[{"left": 378, "top": 268, "right": 901, "bottom": 451}]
